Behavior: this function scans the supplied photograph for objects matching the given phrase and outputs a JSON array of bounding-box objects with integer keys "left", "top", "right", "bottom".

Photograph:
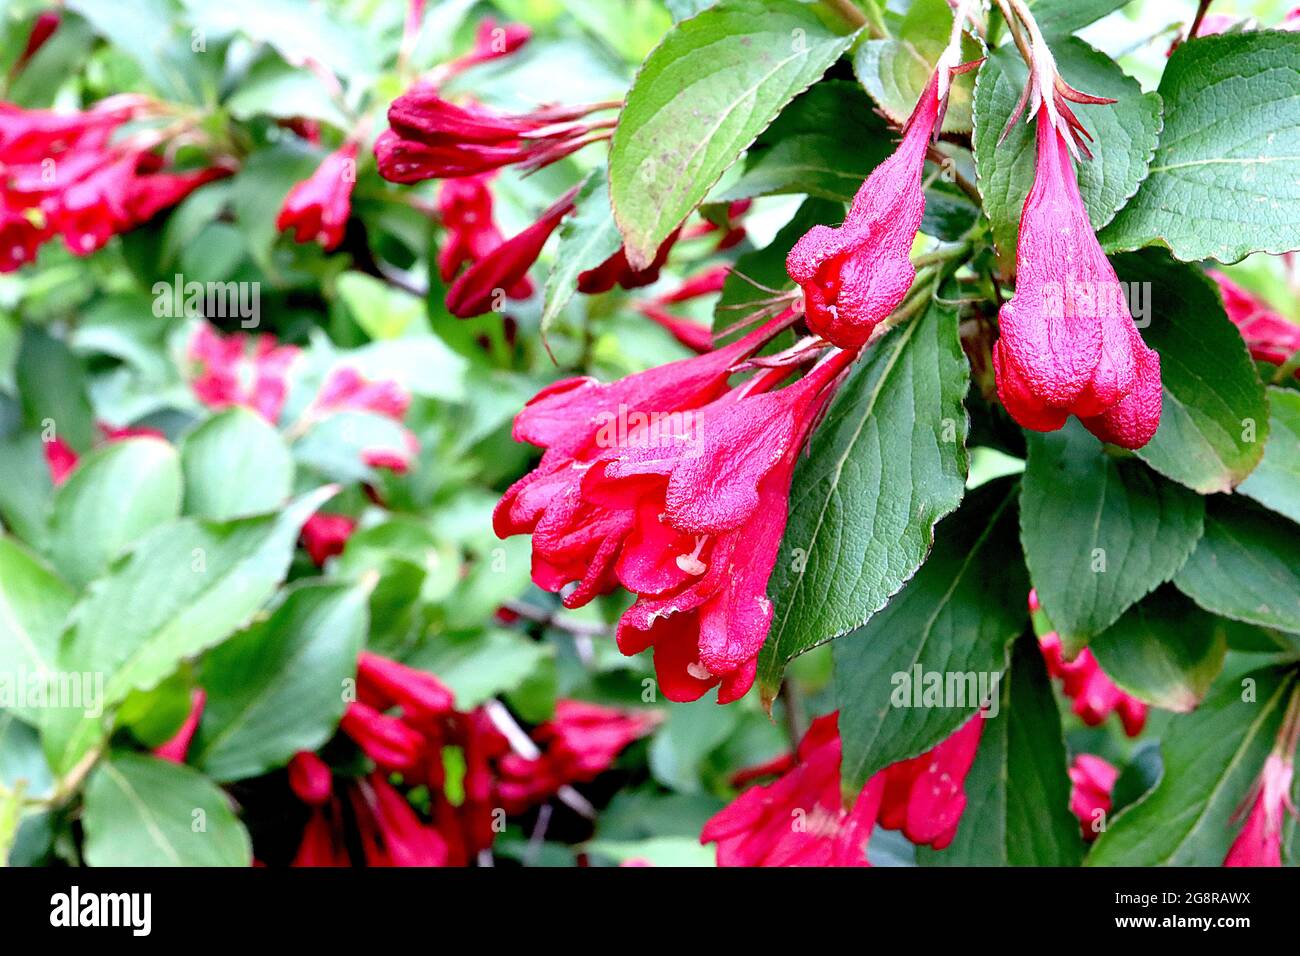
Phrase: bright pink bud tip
[
  {"left": 993, "top": 107, "right": 1162, "bottom": 449},
  {"left": 785, "top": 71, "right": 942, "bottom": 349},
  {"left": 445, "top": 185, "right": 578, "bottom": 316},
  {"left": 153, "top": 689, "right": 207, "bottom": 764},
  {"left": 276, "top": 142, "right": 358, "bottom": 251},
  {"left": 340, "top": 701, "right": 426, "bottom": 772},
  {"left": 288, "top": 751, "right": 334, "bottom": 806},
  {"left": 1068, "top": 753, "right": 1117, "bottom": 841},
  {"left": 1225, "top": 753, "right": 1295, "bottom": 867},
  {"left": 300, "top": 512, "right": 356, "bottom": 567},
  {"left": 1039, "top": 632, "right": 1148, "bottom": 737}
]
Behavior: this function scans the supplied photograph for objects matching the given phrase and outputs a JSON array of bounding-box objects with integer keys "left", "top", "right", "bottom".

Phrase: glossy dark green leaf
[
  {"left": 609, "top": 0, "right": 857, "bottom": 268},
  {"left": 1088, "top": 665, "right": 1295, "bottom": 865},
  {"left": 759, "top": 297, "right": 970, "bottom": 698},
  {"left": 1237, "top": 386, "right": 1300, "bottom": 523},
  {"left": 1020, "top": 420, "right": 1204, "bottom": 654},
  {"left": 835, "top": 478, "right": 1027, "bottom": 791}
]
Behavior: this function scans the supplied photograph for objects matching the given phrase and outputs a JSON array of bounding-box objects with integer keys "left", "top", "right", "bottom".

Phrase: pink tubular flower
[
  {"left": 1225, "top": 752, "right": 1296, "bottom": 867},
  {"left": 444, "top": 184, "right": 579, "bottom": 316},
  {"left": 435, "top": 173, "right": 531, "bottom": 297},
  {"left": 292, "top": 800, "right": 351, "bottom": 867},
  {"left": 276, "top": 142, "right": 358, "bottom": 251},
  {"left": 42, "top": 436, "right": 79, "bottom": 486},
  {"left": 1225, "top": 693, "right": 1300, "bottom": 867},
  {"left": 785, "top": 69, "right": 955, "bottom": 348},
  {"left": 316, "top": 366, "right": 411, "bottom": 420},
  {"left": 1210, "top": 270, "right": 1300, "bottom": 369},
  {"left": 633, "top": 265, "right": 729, "bottom": 353},
  {"left": 702, "top": 714, "right": 885, "bottom": 866},
  {"left": 376, "top": 93, "right": 611, "bottom": 183},
  {"left": 495, "top": 312, "right": 852, "bottom": 703},
  {"left": 1069, "top": 753, "right": 1117, "bottom": 842},
  {"left": 300, "top": 512, "right": 356, "bottom": 567},
  {"left": 993, "top": 106, "right": 1162, "bottom": 449},
  {"left": 497, "top": 700, "right": 660, "bottom": 812},
  {"left": 9, "top": 12, "right": 60, "bottom": 80},
  {"left": 153, "top": 689, "right": 207, "bottom": 764},
  {"left": 354, "top": 773, "right": 449, "bottom": 867},
  {"left": 187, "top": 324, "right": 300, "bottom": 423},
  {"left": 877, "top": 715, "right": 983, "bottom": 850},
  {"left": 1040, "top": 631, "right": 1148, "bottom": 736},
  {"left": 357, "top": 651, "right": 456, "bottom": 723},
  {"left": 576, "top": 229, "right": 681, "bottom": 295},
  {"left": 340, "top": 700, "right": 427, "bottom": 772},
  {"left": 288, "top": 751, "right": 334, "bottom": 806}
]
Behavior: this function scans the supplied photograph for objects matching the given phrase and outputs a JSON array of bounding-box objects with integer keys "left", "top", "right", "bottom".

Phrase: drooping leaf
[
  {"left": 82, "top": 753, "right": 252, "bottom": 866},
  {"left": 609, "top": 0, "right": 857, "bottom": 268},
  {"left": 1173, "top": 496, "right": 1300, "bottom": 635},
  {"left": 972, "top": 39, "right": 1162, "bottom": 271},
  {"left": 835, "top": 477, "right": 1027, "bottom": 791},
  {"left": 1089, "top": 586, "right": 1228, "bottom": 713},
  {"left": 1237, "top": 386, "right": 1300, "bottom": 524},
  {"left": 854, "top": 0, "right": 982, "bottom": 134},
  {"left": 1020, "top": 420, "right": 1204, "bottom": 654},
  {"left": 16, "top": 326, "right": 95, "bottom": 453},
  {"left": 0, "top": 538, "right": 74, "bottom": 724},
  {"left": 47, "top": 438, "right": 183, "bottom": 589},
  {"left": 1088, "top": 665, "right": 1295, "bottom": 865},
  {"left": 1100, "top": 32, "right": 1300, "bottom": 263},
  {"left": 192, "top": 581, "right": 368, "bottom": 782},
  {"left": 920, "top": 635, "right": 1083, "bottom": 866},
  {"left": 759, "top": 296, "right": 970, "bottom": 698},
  {"left": 180, "top": 408, "right": 294, "bottom": 520},
  {"left": 541, "top": 169, "right": 622, "bottom": 339},
  {"left": 1114, "top": 251, "right": 1269, "bottom": 494},
  {"left": 716, "top": 80, "right": 893, "bottom": 203},
  {"left": 44, "top": 489, "right": 334, "bottom": 774}
]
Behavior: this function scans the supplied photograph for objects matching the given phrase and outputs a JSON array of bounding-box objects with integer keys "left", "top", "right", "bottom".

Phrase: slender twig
[{"left": 1178, "top": 0, "right": 1216, "bottom": 52}]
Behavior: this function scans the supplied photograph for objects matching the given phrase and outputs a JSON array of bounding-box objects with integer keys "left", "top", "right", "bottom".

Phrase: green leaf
[
  {"left": 232, "top": 142, "right": 324, "bottom": 275},
  {"left": 541, "top": 170, "right": 622, "bottom": 339},
  {"left": 920, "top": 635, "right": 1082, "bottom": 866},
  {"left": 16, "top": 326, "right": 95, "bottom": 452},
  {"left": 1099, "top": 32, "right": 1300, "bottom": 263},
  {"left": 716, "top": 80, "right": 893, "bottom": 203},
  {"left": 854, "top": 0, "right": 982, "bottom": 134},
  {"left": 1087, "top": 666, "right": 1295, "bottom": 865},
  {"left": 67, "top": 0, "right": 212, "bottom": 104},
  {"left": 1089, "top": 586, "right": 1228, "bottom": 712},
  {"left": 180, "top": 408, "right": 294, "bottom": 520},
  {"left": 608, "top": 0, "right": 857, "bottom": 268},
  {"left": 1173, "top": 496, "right": 1300, "bottom": 635},
  {"left": 44, "top": 489, "right": 333, "bottom": 773},
  {"left": 1114, "top": 252, "right": 1269, "bottom": 494},
  {"left": 1027, "top": 0, "right": 1133, "bottom": 37},
  {"left": 712, "top": 197, "right": 841, "bottom": 339},
  {"left": 1020, "top": 420, "right": 1204, "bottom": 654},
  {"left": 0, "top": 433, "right": 54, "bottom": 549},
  {"left": 835, "top": 477, "right": 1027, "bottom": 791},
  {"left": 406, "top": 629, "right": 552, "bottom": 712},
  {"left": 192, "top": 582, "right": 368, "bottom": 782},
  {"left": 649, "top": 696, "right": 738, "bottom": 794},
  {"left": 0, "top": 710, "right": 54, "bottom": 801},
  {"left": 335, "top": 272, "right": 425, "bottom": 341},
  {"left": 1237, "top": 386, "right": 1300, "bottom": 524},
  {"left": 758, "top": 297, "right": 970, "bottom": 697},
  {"left": 225, "top": 55, "right": 351, "bottom": 128},
  {"left": 47, "top": 438, "right": 183, "bottom": 589},
  {"left": 0, "top": 538, "right": 73, "bottom": 724},
  {"left": 972, "top": 39, "right": 1162, "bottom": 271},
  {"left": 82, "top": 753, "right": 252, "bottom": 866}
]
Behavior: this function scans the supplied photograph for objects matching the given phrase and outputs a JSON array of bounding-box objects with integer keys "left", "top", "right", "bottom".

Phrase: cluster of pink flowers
[
  {"left": 186, "top": 323, "right": 419, "bottom": 474},
  {"left": 496, "top": 700, "right": 661, "bottom": 812},
  {"left": 1211, "top": 270, "right": 1300, "bottom": 372},
  {"left": 285, "top": 652, "right": 655, "bottom": 866},
  {"left": 0, "top": 95, "right": 230, "bottom": 271},
  {"left": 495, "top": 316, "right": 855, "bottom": 703},
  {"left": 701, "top": 712, "right": 983, "bottom": 866}
]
